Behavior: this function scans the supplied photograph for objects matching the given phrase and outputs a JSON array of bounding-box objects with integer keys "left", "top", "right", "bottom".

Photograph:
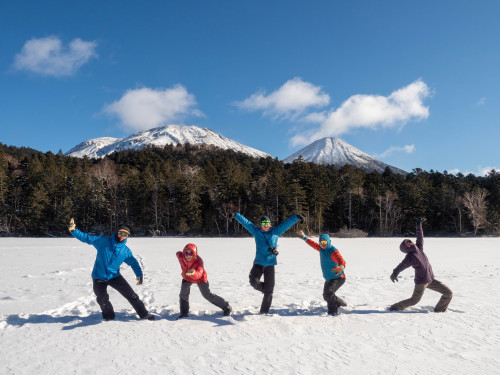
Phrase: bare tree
[
  {"left": 375, "top": 190, "right": 403, "bottom": 236},
  {"left": 462, "top": 187, "right": 489, "bottom": 235}
]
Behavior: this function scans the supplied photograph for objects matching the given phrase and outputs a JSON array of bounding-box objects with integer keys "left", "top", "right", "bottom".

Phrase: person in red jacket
[{"left": 176, "top": 243, "right": 232, "bottom": 319}]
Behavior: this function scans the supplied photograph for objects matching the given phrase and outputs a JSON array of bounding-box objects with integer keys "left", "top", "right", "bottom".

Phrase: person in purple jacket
[{"left": 389, "top": 218, "right": 453, "bottom": 312}]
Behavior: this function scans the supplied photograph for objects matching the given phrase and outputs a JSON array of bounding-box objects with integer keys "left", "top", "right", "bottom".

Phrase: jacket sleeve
[
  {"left": 235, "top": 213, "right": 259, "bottom": 236},
  {"left": 71, "top": 228, "right": 101, "bottom": 247},
  {"left": 274, "top": 214, "right": 299, "bottom": 236},
  {"left": 416, "top": 224, "right": 424, "bottom": 251},
  {"left": 124, "top": 252, "right": 143, "bottom": 278},
  {"left": 189, "top": 264, "right": 205, "bottom": 281},
  {"left": 305, "top": 238, "right": 321, "bottom": 252},
  {"left": 393, "top": 254, "right": 412, "bottom": 276},
  {"left": 332, "top": 250, "right": 346, "bottom": 269}
]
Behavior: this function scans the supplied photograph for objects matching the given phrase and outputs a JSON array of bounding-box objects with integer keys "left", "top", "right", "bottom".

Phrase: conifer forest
[{"left": 1, "top": 143, "right": 499, "bottom": 237}]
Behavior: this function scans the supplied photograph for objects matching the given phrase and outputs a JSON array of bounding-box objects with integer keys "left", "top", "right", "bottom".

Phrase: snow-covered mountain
[
  {"left": 283, "top": 137, "right": 407, "bottom": 174},
  {"left": 66, "top": 125, "right": 270, "bottom": 159}
]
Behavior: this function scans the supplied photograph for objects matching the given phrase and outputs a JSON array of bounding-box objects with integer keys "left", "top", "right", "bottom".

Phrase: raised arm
[
  {"left": 274, "top": 214, "right": 300, "bottom": 236},
  {"left": 415, "top": 222, "right": 424, "bottom": 251},
  {"left": 234, "top": 213, "right": 259, "bottom": 236},
  {"left": 297, "top": 230, "right": 321, "bottom": 252}
]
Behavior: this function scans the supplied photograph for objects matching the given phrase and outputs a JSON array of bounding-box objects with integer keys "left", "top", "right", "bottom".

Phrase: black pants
[
  {"left": 179, "top": 279, "right": 230, "bottom": 315},
  {"left": 323, "top": 277, "right": 346, "bottom": 314},
  {"left": 249, "top": 264, "right": 275, "bottom": 313},
  {"left": 92, "top": 275, "right": 148, "bottom": 320}
]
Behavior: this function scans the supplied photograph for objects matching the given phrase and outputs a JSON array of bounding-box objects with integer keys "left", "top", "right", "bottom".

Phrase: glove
[
  {"left": 136, "top": 277, "right": 143, "bottom": 285},
  {"left": 332, "top": 266, "right": 343, "bottom": 276},
  {"left": 297, "top": 214, "right": 305, "bottom": 224},
  {"left": 68, "top": 218, "right": 76, "bottom": 232},
  {"left": 390, "top": 273, "right": 398, "bottom": 283},
  {"left": 229, "top": 213, "right": 236, "bottom": 222},
  {"left": 297, "top": 230, "right": 308, "bottom": 241},
  {"left": 186, "top": 270, "right": 195, "bottom": 276},
  {"left": 417, "top": 217, "right": 426, "bottom": 225}
]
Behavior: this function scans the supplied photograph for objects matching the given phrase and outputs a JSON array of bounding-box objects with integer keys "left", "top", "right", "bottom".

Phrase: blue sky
[{"left": 1, "top": 0, "right": 499, "bottom": 175}]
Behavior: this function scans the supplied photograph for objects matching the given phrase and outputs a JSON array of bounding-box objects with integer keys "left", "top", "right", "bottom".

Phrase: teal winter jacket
[
  {"left": 71, "top": 229, "right": 143, "bottom": 281},
  {"left": 235, "top": 213, "right": 299, "bottom": 266}
]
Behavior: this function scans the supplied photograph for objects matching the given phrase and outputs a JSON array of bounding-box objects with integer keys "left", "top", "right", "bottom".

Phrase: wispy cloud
[
  {"left": 234, "top": 77, "right": 330, "bottom": 119},
  {"left": 476, "top": 97, "right": 486, "bottom": 107},
  {"left": 13, "top": 36, "right": 97, "bottom": 77},
  {"left": 291, "top": 79, "right": 431, "bottom": 146},
  {"left": 375, "top": 144, "right": 415, "bottom": 158},
  {"left": 103, "top": 85, "right": 204, "bottom": 131}
]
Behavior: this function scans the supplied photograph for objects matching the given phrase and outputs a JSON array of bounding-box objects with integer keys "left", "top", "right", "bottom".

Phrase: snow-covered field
[{"left": 1, "top": 236, "right": 499, "bottom": 374}]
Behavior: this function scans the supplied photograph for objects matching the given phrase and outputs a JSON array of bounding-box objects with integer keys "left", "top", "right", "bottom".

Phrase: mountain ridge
[
  {"left": 66, "top": 125, "right": 270, "bottom": 159},
  {"left": 283, "top": 137, "right": 407, "bottom": 175}
]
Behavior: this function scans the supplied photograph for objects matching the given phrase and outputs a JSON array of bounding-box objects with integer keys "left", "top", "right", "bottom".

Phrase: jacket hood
[
  {"left": 183, "top": 243, "right": 198, "bottom": 258},
  {"left": 400, "top": 240, "right": 416, "bottom": 254},
  {"left": 319, "top": 233, "right": 332, "bottom": 248}
]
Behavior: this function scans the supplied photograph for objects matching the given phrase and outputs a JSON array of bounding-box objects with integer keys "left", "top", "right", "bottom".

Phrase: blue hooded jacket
[
  {"left": 71, "top": 229, "right": 143, "bottom": 281},
  {"left": 318, "top": 234, "right": 345, "bottom": 280},
  {"left": 235, "top": 213, "right": 299, "bottom": 266}
]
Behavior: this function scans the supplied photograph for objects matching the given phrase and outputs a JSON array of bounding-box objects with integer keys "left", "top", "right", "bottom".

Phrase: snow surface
[
  {"left": 283, "top": 137, "right": 407, "bottom": 175},
  {"left": 1, "top": 236, "right": 499, "bottom": 374},
  {"left": 65, "top": 125, "right": 270, "bottom": 159}
]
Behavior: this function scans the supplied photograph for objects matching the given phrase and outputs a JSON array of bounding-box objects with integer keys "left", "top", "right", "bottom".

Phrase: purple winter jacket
[{"left": 393, "top": 224, "right": 435, "bottom": 284}]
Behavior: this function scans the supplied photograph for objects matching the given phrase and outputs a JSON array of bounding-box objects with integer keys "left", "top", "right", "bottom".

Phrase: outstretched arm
[
  {"left": 274, "top": 214, "right": 300, "bottom": 236},
  {"left": 297, "top": 230, "right": 321, "bottom": 251},
  {"left": 234, "top": 213, "right": 259, "bottom": 236}
]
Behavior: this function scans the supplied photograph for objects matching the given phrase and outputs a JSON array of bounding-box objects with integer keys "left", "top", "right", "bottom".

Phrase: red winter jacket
[{"left": 176, "top": 243, "right": 208, "bottom": 283}]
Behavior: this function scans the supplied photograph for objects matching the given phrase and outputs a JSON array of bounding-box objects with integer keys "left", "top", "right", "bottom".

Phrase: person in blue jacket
[
  {"left": 297, "top": 231, "right": 347, "bottom": 315},
  {"left": 68, "top": 218, "right": 154, "bottom": 321},
  {"left": 233, "top": 212, "right": 304, "bottom": 314}
]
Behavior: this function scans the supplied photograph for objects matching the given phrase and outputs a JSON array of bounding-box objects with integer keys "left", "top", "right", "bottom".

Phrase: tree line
[{"left": 0, "top": 142, "right": 499, "bottom": 237}]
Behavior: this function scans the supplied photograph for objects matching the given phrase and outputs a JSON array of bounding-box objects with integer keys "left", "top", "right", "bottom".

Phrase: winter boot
[
  {"left": 141, "top": 313, "right": 155, "bottom": 320},
  {"left": 223, "top": 306, "right": 233, "bottom": 316},
  {"left": 260, "top": 293, "right": 273, "bottom": 314},
  {"left": 176, "top": 313, "right": 189, "bottom": 320}
]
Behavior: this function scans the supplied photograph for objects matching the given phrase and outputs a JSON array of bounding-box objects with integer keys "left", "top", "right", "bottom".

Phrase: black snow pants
[
  {"left": 323, "top": 277, "right": 346, "bottom": 315},
  {"left": 92, "top": 275, "right": 148, "bottom": 320},
  {"left": 179, "top": 279, "right": 230, "bottom": 315},
  {"left": 249, "top": 264, "right": 275, "bottom": 314}
]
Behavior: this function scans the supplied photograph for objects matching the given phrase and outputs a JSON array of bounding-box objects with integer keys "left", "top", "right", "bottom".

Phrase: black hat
[
  {"left": 118, "top": 225, "right": 131, "bottom": 235},
  {"left": 260, "top": 216, "right": 271, "bottom": 223}
]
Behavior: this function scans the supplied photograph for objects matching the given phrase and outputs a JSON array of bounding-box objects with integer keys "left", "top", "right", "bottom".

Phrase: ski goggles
[
  {"left": 117, "top": 231, "right": 129, "bottom": 237},
  {"left": 184, "top": 251, "right": 194, "bottom": 256},
  {"left": 319, "top": 240, "right": 328, "bottom": 245},
  {"left": 260, "top": 221, "right": 271, "bottom": 226}
]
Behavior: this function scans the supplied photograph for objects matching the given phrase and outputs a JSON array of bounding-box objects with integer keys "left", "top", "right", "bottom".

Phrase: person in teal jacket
[
  {"left": 298, "top": 231, "right": 347, "bottom": 315},
  {"left": 233, "top": 212, "right": 304, "bottom": 314},
  {"left": 68, "top": 218, "right": 154, "bottom": 321}
]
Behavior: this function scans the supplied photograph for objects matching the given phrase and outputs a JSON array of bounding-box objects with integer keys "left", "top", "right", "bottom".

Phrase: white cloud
[
  {"left": 13, "top": 36, "right": 97, "bottom": 77},
  {"left": 375, "top": 144, "right": 415, "bottom": 158},
  {"left": 476, "top": 97, "right": 486, "bottom": 107},
  {"left": 291, "top": 79, "right": 431, "bottom": 146},
  {"left": 234, "top": 77, "right": 330, "bottom": 119},
  {"left": 103, "top": 85, "right": 204, "bottom": 131}
]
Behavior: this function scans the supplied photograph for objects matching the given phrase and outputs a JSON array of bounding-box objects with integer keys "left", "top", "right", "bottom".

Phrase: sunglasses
[
  {"left": 319, "top": 240, "right": 328, "bottom": 245},
  {"left": 184, "top": 252, "right": 193, "bottom": 256},
  {"left": 117, "top": 231, "right": 129, "bottom": 237},
  {"left": 261, "top": 221, "right": 271, "bottom": 226}
]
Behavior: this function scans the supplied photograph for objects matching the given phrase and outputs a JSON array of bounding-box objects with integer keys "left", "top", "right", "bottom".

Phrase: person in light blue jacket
[
  {"left": 233, "top": 212, "right": 304, "bottom": 314},
  {"left": 68, "top": 218, "right": 154, "bottom": 321}
]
